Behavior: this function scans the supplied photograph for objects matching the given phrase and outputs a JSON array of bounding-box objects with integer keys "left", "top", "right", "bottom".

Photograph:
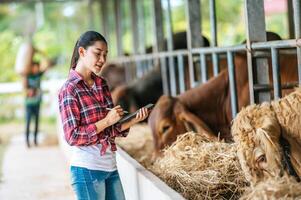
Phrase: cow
[
  {"left": 111, "top": 68, "right": 163, "bottom": 113},
  {"left": 100, "top": 62, "right": 126, "bottom": 91},
  {"left": 111, "top": 32, "right": 211, "bottom": 114},
  {"left": 232, "top": 88, "right": 301, "bottom": 186},
  {"left": 148, "top": 47, "right": 299, "bottom": 155}
]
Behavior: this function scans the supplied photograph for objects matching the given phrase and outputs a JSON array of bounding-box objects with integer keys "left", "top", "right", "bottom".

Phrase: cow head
[
  {"left": 111, "top": 85, "right": 138, "bottom": 113},
  {"left": 232, "top": 104, "right": 286, "bottom": 186},
  {"left": 148, "top": 95, "right": 215, "bottom": 156}
]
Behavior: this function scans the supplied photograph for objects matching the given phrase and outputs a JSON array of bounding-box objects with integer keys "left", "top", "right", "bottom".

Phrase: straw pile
[
  {"left": 271, "top": 87, "right": 301, "bottom": 141},
  {"left": 240, "top": 176, "right": 301, "bottom": 200},
  {"left": 150, "top": 132, "right": 248, "bottom": 200},
  {"left": 115, "top": 124, "right": 154, "bottom": 168}
]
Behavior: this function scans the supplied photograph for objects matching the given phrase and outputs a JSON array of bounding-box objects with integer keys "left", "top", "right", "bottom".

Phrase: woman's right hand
[{"left": 105, "top": 105, "right": 124, "bottom": 126}]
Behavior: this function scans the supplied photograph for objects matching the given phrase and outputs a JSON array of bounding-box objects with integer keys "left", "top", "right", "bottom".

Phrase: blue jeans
[
  {"left": 25, "top": 103, "right": 40, "bottom": 147},
  {"left": 70, "top": 166, "right": 126, "bottom": 200}
]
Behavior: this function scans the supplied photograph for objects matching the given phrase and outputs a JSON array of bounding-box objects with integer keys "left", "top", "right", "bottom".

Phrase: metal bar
[
  {"left": 293, "top": 0, "right": 301, "bottom": 37},
  {"left": 200, "top": 53, "right": 207, "bottom": 83},
  {"left": 168, "top": 57, "right": 177, "bottom": 96},
  {"left": 271, "top": 48, "right": 282, "bottom": 99},
  {"left": 251, "top": 39, "right": 301, "bottom": 49},
  {"left": 177, "top": 54, "right": 185, "bottom": 94},
  {"left": 112, "top": 39, "right": 301, "bottom": 63},
  {"left": 245, "top": 0, "right": 269, "bottom": 103},
  {"left": 165, "top": 0, "right": 176, "bottom": 95},
  {"left": 130, "top": 0, "right": 139, "bottom": 54},
  {"left": 160, "top": 57, "right": 170, "bottom": 95},
  {"left": 166, "top": 0, "right": 174, "bottom": 51},
  {"left": 114, "top": 0, "right": 123, "bottom": 56},
  {"left": 212, "top": 53, "right": 219, "bottom": 76},
  {"left": 152, "top": 0, "right": 164, "bottom": 52},
  {"left": 293, "top": 0, "right": 301, "bottom": 84},
  {"left": 88, "top": 0, "right": 94, "bottom": 29},
  {"left": 100, "top": 0, "right": 109, "bottom": 41},
  {"left": 254, "top": 82, "right": 299, "bottom": 91},
  {"left": 209, "top": 0, "right": 218, "bottom": 46},
  {"left": 185, "top": 0, "right": 202, "bottom": 88},
  {"left": 288, "top": 0, "right": 295, "bottom": 38},
  {"left": 137, "top": 0, "right": 146, "bottom": 54},
  {"left": 227, "top": 51, "right": 238, "bottom": 118}
]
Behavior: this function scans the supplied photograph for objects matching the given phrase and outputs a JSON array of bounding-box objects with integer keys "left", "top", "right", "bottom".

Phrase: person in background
[
  {"left": 58, "top": 31, "right": 149, "bottom": 200},
  {"left": 23, "top": 60, "right": 47, "bottom": 148}
]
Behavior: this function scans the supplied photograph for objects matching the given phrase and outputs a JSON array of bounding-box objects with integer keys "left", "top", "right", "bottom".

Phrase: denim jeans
[
  {"left": 25, "top": 103, "right": 40, "bottom": 147},
  {"left": 70, "top": 166, "right": 126, "bottom": 200}
]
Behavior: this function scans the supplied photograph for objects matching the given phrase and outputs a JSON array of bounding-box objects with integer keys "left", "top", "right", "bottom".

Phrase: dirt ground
[{"left": 0, "top": 122, "right": 74, "bottom": 199}]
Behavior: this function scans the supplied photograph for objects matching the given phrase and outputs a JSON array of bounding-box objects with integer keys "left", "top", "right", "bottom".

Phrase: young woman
[{"left": 58, "top": 31, "right": 148, "bottom": 200}]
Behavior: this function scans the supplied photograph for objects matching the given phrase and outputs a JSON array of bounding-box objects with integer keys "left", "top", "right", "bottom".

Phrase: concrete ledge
[{"left": 116, "top": 147, "right": 185, "bottom": 200}]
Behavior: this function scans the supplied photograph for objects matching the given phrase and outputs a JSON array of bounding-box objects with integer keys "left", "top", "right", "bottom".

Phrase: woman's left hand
[{"left": 133, "top": 107, "right": 149, "bottom": 123}]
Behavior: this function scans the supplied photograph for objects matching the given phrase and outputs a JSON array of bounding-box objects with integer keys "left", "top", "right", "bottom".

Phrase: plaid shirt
[{"left": 58, "top": 69, "right": 128, "bottom": 155}]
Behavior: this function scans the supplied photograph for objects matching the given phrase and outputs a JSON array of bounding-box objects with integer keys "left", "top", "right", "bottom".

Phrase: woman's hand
[
  {"left": 105, "top": 105, "right": 125, "bottom": 126},
  {"left": 119, "top": 107, "right": 150, "bottom": 131},
  {"left": 132, "top": 107, "right": 149, "bottom": 123}
]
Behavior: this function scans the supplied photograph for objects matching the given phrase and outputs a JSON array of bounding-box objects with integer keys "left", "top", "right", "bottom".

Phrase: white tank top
[{"left": 70, "top": 144, "right": 117, "bottom": 171}]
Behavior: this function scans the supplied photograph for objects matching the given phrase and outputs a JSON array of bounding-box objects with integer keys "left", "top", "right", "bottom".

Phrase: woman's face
[{"left": 80, "top": 41, "right": 108, "bottom": 74}]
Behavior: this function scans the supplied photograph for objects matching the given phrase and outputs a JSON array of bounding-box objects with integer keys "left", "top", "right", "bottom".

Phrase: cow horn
[{"left": 179, "top": 110, "right": 217, "bottom": 141}]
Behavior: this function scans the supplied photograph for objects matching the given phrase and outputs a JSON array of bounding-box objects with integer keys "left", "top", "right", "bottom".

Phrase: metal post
[
  {"left": 209, "top": 0, "right": 219, "bottom": 77},
  {"left": 114, "top": 0, "right": 123, "bottom": 56},
  {"left": 130, "top": 0, "right": 139, "bottom": 54},
  {"left": 200, "top": 53, "right": 207, "bottom": 83},
  {"left": 165, "top": 0, "right": 177, "bottom": 96},
  {"left": 209, "top": 0, "right": 217, "bottom": 46},
  {"left": 137, "top": 0, "right": 146, "bottom": 54},
  {"left": 88, "top": 0, "right": 95, "bottom": 30},
  {"left": 293, "top": 0, "right": 301, "bottom": 84},
  {"left": 152, "top": 0, "right": 165, "bottom": 52},
  {"left": 177, "top": 54, "right": 185, "bottom": 94},
  {"left": 160, "top": 57, "right": 170, "bottom": 95},
  {"left": 288, "top": 0, "right": 295, "bottom": 38},
  {"left": 227, "top": 51, "right": 238, "bottom": 118},
  {"left": 100, "top": 0, "right": 109, "bottom": 41},
  {"left": 245, "top": 0, "right": 270, "bottom": 103},
  {"left": 271, "top": 48, "right": 281, "bottom": 99},
  {"left": 185, "top": 0, "right": 202, "bottom": 88}
]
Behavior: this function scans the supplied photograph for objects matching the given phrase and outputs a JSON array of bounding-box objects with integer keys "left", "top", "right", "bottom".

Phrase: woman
[{"left": 58, "top": 31, "right": 148, "bottom": 200}]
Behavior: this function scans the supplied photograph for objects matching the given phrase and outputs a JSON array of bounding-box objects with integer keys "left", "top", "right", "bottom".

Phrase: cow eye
[
  {"left": 256, "top": 155, "right": 266, "bottom": 163},
  {"left": 161, "top": 125, "right": 171, "bottom": 134}
]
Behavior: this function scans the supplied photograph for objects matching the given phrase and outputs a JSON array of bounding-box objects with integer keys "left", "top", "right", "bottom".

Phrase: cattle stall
[{"left": 109, "top": 0, "right": 301, "bottom": 117}]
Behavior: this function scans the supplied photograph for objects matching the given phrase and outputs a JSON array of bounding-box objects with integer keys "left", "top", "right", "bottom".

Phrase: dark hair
[{"left": 70, "top": 31, "right": 107, "bottom": 69}]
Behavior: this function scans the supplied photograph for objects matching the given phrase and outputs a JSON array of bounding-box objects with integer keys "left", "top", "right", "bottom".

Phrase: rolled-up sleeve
[{"left": 58, "top": 86, "right": 101, "bottom": 146}]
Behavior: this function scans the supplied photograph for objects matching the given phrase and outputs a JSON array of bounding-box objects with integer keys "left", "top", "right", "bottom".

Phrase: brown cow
[
  {"left": 148, "top": 51, "right": 299, "bottom": 155},
  {"left": 232, "top": 88, "right": 301, "bottom": 186}
]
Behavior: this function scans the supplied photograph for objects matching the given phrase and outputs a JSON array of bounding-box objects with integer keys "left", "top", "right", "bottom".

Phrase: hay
[
  {"left": 271, "top": 88, "right": 301, "bottom": 141},
  {"left": 116, "top": 124, "right": 154, "bottom": 168},
  {"left": 240, "top": 176, "right": 301, "bottom": 200},
  {"left": 150, "top": 132, "right": 248, "bottom": 200}
]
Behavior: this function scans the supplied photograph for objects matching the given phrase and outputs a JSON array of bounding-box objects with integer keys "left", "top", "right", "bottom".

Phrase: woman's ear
[{"left": 78, "top": 47, "right": 86, "bottom": 57}]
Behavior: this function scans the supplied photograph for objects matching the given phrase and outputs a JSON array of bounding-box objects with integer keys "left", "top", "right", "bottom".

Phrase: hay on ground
[
  {"left": 115, "top": 124, "right": 154, "bottom": 168},
  {"left": 150, "top": 131, "right": 248, "bottom": 200}
]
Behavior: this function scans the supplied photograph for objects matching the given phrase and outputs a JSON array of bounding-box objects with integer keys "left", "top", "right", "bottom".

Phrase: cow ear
[{"left": 179, "top": 110, "right": 216, "bottom": 141}]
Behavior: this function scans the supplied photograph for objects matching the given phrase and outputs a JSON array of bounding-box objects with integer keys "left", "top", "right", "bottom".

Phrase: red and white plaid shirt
[{"left": 58, "top": 69, "right": 128, "bottom": 155}]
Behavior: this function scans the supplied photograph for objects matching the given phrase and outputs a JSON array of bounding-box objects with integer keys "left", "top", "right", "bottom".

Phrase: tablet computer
[{"left": 118, "top": 103, "right": 154, "bottom": 124}]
